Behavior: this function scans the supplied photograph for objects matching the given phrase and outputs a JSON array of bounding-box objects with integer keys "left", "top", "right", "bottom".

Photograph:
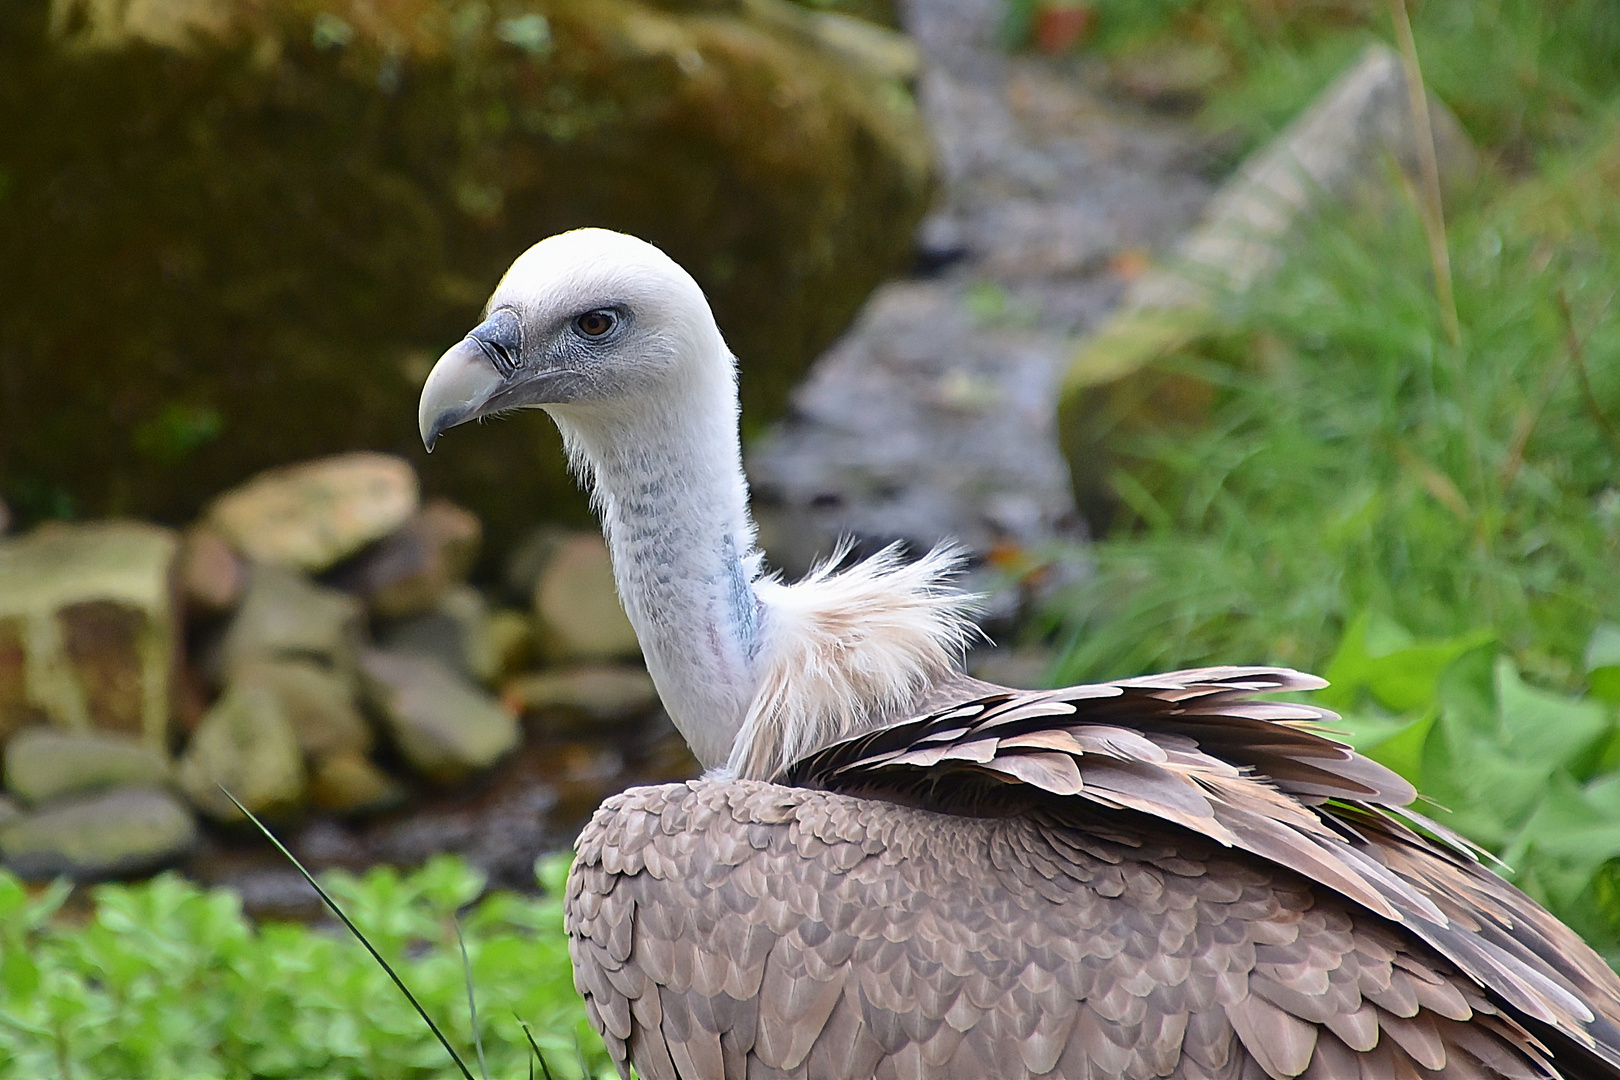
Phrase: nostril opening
[{"left": 470, "top": 336, "right": 515, "bottom": 375}]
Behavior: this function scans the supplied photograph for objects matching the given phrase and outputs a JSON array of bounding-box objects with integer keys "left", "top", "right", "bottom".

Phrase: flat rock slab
[
  {"left": 4, "top": 728, "right": 172, "bottom": 806},
  {"left": 335, "top": 499, "right": 482, "bottom": 619},
  {"left": 378, "top": 585, "right": 501, "bottom": 685},
  {"left": 230, "top": 658, "right": 372, "bottom": 758},
  {"left": 0, "top": 787, "right": 197, "bottom": 880},
  {"left": 217, "top": 565, "right": 364, "bottom": 682},
  {"left": 308, "top": 749, "right": 404, "bottom": 817},
  {"left": 361, "top": 649, "right": 519, "bottom": 786},
  {"left": 532, "top": 534, "right": 640, "bottom": 662},
  {"left": 1058, "top": 43, "right": 1479, "bottom": 520},
  {"left": 0, "top": 521, "right": 179, "bottom": 748},
  {"left": 505, "top": 665, "right": 660, "bottom": 725},
  {"left": 207, "top": 453, "right": 418, "bottom": 572},
  {"left": 178, "top": 685, "right": 307, "bottom": 821}
]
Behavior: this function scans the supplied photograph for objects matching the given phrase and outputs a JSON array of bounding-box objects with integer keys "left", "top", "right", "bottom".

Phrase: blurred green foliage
[
  {"left": 0, "top": 855, "right": 611, "bottom": 1079},
  {"left": 1326, "top": 616, "right": 1620, "bottom": 963},
  {"left": 1060, "top": 0, "right": 1620, "bottom": 166},
  {"left": 1049, "top": 113, "right": 1620, "bottom": 686}
]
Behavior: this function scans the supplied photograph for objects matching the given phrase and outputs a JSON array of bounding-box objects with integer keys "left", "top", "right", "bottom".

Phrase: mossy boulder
[{"left": 0, "top": 0, "right": 932, "bottom": 557}]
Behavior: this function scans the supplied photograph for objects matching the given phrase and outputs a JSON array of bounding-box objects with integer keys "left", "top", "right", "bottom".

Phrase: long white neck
[{"left": 547, "top": 361, "right": 761, "bottom": 769}]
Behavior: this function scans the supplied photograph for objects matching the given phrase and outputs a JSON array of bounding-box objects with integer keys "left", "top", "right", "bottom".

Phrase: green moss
[{"left": 0, "top": 0, "right": 931, "bottom": 557}]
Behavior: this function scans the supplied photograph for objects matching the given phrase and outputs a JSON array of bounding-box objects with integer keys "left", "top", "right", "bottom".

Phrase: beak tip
[{"left": 417, "top": 337, "right": 505, "bottom": 456}]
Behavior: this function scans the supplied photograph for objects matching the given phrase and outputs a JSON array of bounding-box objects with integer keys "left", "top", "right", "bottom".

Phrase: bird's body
[{"left": 420, "top": 229, "right": 1620, "bottom": 1079}]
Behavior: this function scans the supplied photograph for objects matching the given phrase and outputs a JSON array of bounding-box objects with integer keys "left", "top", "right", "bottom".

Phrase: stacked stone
[{"left": 0, "top": 452, "right": 661, "bottom": 880}]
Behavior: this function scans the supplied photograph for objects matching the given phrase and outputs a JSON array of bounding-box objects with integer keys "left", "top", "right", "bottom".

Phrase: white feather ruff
[{"left": 727, "top": 543, "right": 981, "bottom": 780}]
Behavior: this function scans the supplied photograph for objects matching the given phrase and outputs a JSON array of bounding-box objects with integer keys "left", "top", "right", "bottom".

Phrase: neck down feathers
[{"left": 727, "top": 543, "right": 981, "bottom": 781}]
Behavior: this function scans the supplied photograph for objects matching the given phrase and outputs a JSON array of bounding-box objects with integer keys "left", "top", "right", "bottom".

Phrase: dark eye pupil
[{"left": 577, "top": 311, "right": 614, "bottom": 337}]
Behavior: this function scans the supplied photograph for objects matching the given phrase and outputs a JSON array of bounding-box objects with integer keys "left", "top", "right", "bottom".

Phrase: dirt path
[{"left": 749, "top": 0, "right": 1218, "bottom": 579}]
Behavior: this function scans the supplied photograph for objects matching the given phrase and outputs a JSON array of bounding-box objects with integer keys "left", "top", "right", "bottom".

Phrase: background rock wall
[{"left": 0, "top": 0, "right": 931, "bottom": 559}]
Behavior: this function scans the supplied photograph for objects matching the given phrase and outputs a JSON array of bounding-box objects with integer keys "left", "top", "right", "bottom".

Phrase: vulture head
[
  {"left": 419, "top": 228, "right": 733, "bottom": 451},
  {"left": 418, "top": 227, "right": 977, "bottom": 777}
]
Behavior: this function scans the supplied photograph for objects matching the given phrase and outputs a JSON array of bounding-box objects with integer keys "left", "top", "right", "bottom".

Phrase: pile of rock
[{"left": 0, "top": 452, "right": 656, "bottom": 879}]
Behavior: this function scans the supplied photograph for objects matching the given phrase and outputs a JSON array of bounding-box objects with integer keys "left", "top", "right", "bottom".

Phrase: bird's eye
[{"left": 574, "top": 310, "right": 617, "bottom": 338}]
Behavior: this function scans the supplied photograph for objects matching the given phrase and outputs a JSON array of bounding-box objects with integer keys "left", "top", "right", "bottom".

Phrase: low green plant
[
  {"left": 1326, "top": 616, "right": 1620, "bottom": 964},
  {"left": 0, "top": 854, "right": 611, "bottom": 1080},
  {"left": 1049, "top": 117, "right": 1620, "bottom": 686},
  {"left": 1077, "top": 0, "right": 1620, "bottom": 164}
]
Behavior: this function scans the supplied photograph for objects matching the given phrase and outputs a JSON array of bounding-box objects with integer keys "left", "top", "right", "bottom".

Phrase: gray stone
[
  {"left": 337, "top": 499, "right": 482, "bottom": 619},
  {"left": 504, "top": 665, "right": 660, "bottom": 724},
  {"left": 308, "top": 749, "right": 405, "bottom": 817},
  {"left": 485, "top": 610, "right": 535, "bottom": 685},
  {"left": 177, "top": 526, "right": 246, "bottom": 615},
  {"left": 0, "top": 787, "right": 197, "bottom": 880},
  {"left": 178, "top": 685, "right": 307, "bottom": 821},
  {"left": 0, "top": 521, "right": 180, "bottom": 748},
  {"left": 216, "top": 564, "right": 364, "bottom": 683},
  {"left": 230, "top": 658, "right": 372, "bottom": 758},
  {"left": 361, "top": 649, "right": 518, "bottom": 786},
  {"left": 745, "top": 0, "right": 1218, "bottom": 572},
  {"left": 750, "top": 281, "right": 1084, "bottom": 573},
  {"left": 206, "top": 453, "right": 419, "bottom": 573},
  {"left": 503, "top": 527, "right": 569, "bottom": 605},
  {"left": 0, "top": 795, "right": 19, "bottom": 826},
  {"left": 745, "top": 0, "right": 921, "bottom": 83},
  {"left": 532, "top": 534, "right": 640, "bottom": 662},
  {"left": 1122, "top": 43, "right": 1477, "bottom": 315},
  {"left": 377, "top": 585, "right": 501, "bottom": 685},
  {"left": 4, "top": 728, "right": 172, "bottom": 806}
]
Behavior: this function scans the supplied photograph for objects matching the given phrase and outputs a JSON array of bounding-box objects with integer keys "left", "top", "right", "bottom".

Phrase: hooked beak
[{"left": 418, "top": 337, "right": 504, "bottom": 452}]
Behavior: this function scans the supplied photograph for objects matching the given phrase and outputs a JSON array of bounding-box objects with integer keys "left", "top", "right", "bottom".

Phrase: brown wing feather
[
  {"left": 567, "top": 666, "right": 1620, "bottom": 1079},
  {"left": 780, "top": 665, "right": 1620, "bottom": 1074},
  {"left": 570, "top": 778, "right": 1564, "bottom": 1079}
]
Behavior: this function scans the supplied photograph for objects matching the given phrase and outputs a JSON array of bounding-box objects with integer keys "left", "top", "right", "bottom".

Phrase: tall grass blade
[
  {"left": 454, "top": 917, "right": 490, "bottom": 1080},
  {"left": 1387, "top": 0, "right": 1459, "bottom": 346},
  {"left": 217, "top": 785, "right": 478, "bottom": 1080},
  {"left": 519, "top": 1020, "right": 557, "bottom": 1080},
  {"left": 574, "top": 1031, "right": 592, "bottom": 1080}
]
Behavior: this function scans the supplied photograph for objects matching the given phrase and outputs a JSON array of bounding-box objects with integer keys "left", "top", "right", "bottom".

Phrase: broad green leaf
[
  {"left": 1591, "top": 667, "right": 1620, "bottom": 706},
  {"left": 1586, "top": 623, "right": 1620, "bottom": 671},
  {"left": 1356, "top": 711, "right": 1436, "bottom": 786},
  {"left": 1588, "top": 624, "right": 1620, "bottom": 702},
  {"left": 1503, "top": 772, "right": 1620, "bottom": 916},
  {"left": 1434, "top": 644, "right": 1501, "bottom": 737},
  {"left": 1585, "top": 773, "right": 1620, "bottom": 818},
  {"left": 1419, "top": 714, "right": 1526, "bottom": 848},
  {"left": 0, "top": 946, "right": 39, "bottom": 1001},
  {"left": 1496, "top": 658, "right": 1611, "bottom": 773},
  {"left": 1318, "top": 614, "right": 1493, "bottom": 714}
]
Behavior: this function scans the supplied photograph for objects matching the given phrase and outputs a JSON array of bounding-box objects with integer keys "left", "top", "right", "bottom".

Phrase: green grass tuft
[{"left": 1049, "top": 115, "right": 1620, "bottom": 687}]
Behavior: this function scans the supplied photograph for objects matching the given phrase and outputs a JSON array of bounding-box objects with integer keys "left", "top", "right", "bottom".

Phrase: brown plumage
[
  {"left": 568, "top": 668, "right": 1620, "bottom": 1079},
  {"left": 414, "top": 230, "right": 1620, "bottom": 1079}
]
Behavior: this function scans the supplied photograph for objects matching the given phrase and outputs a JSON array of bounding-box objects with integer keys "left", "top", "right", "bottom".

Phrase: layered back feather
[{"left": 727, "top": 543, "right": 981, "bottom": 780}]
